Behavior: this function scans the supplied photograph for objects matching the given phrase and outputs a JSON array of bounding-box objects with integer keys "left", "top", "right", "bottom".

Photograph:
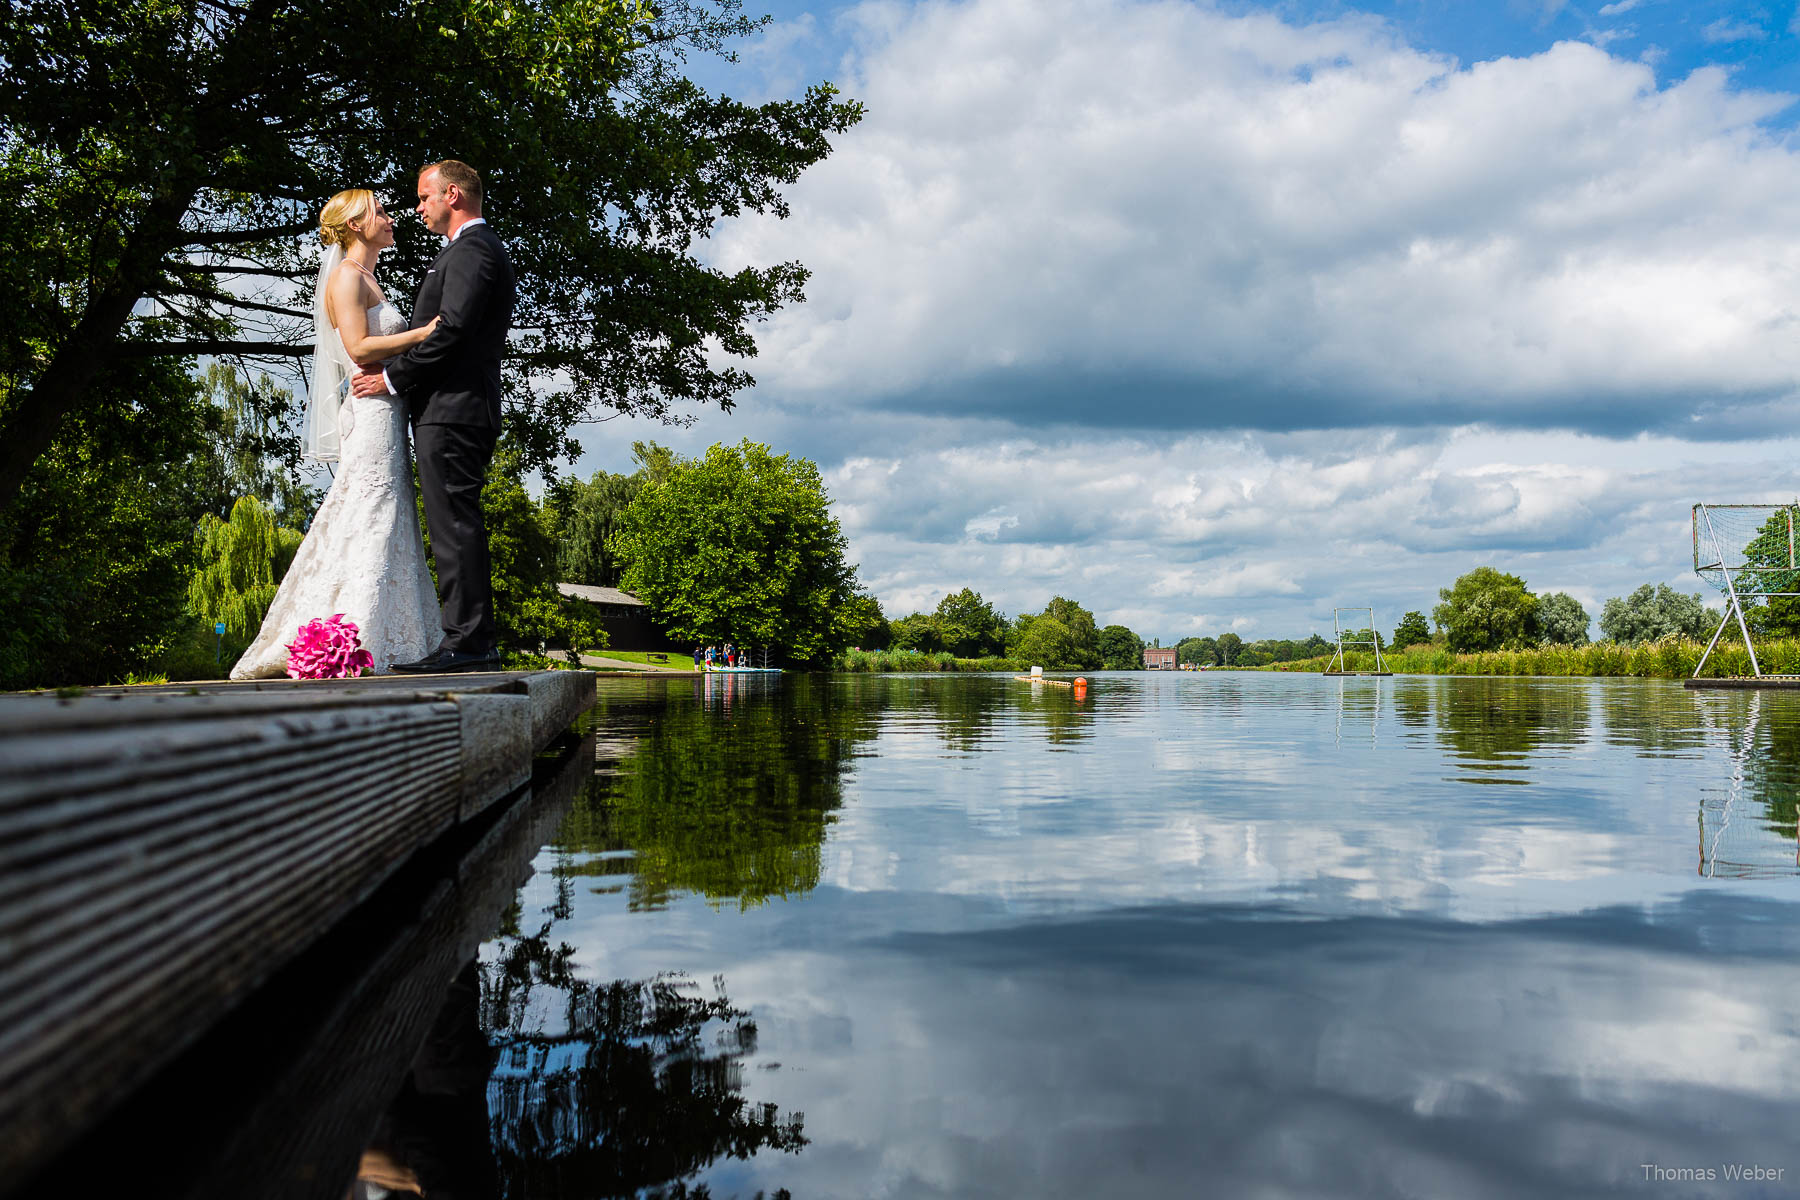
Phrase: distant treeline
[
  {"left": 844, "top": 591, "right": 1146, "bottom": 671},
  {"left": 830, "top": 562, "right": 1755, "bottom": 677},
  {"left": 1266, "top": 637, "right": 1798, "bottom": 680},
  {"left": 1169, "top": 633, "right": 1333, "bottom": 667},
  {"left": 1168, "top": 564, "right": 1743, "bottom": 672}
]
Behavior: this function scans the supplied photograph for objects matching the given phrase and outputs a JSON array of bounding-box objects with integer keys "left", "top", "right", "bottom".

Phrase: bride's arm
[
  {"left": 350, "top": 316, "right": 439, "bottom": 362},
  {"left": 328, "top": 268, "right": 439, "bottom": 362}
]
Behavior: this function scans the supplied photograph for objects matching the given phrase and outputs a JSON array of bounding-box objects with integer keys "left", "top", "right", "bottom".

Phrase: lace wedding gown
[{"left": 231, "top": 302, "right": 441, "bottom": 678}]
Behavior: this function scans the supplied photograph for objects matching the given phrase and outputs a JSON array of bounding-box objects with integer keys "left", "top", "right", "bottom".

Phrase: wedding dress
[{"left": 230, "top": 299, "right": 442, "bottom": 678}]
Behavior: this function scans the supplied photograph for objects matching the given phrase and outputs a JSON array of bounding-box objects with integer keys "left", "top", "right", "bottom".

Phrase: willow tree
[
  {"left": 187, "top": 495, "right": 304, "bottom": 646},
  {"left": 1, "top": 0, "right": 862, "bottom": 512}
]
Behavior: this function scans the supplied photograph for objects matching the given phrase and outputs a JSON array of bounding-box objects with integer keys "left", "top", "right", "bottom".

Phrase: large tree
[
  {"left": 1741, "top": 506, "right": 1800, "bottom": 637},
  {"left": 1391, "top": 611, "right": 1431, "bottom": 649},
  {"left": 548, "top": 467, "right": 642, "bottom": 588},
  {"left": 1176, "top": 635, "right": 1217, "bottom": 666},
  {"left": 1434, "top": 566, "right": 1540, "bottom": 652},
  {"left": 480, "top": 449, "right": 605, "bottom": 658},
  {"left": 934, "top": 588, "right": 1007, "bottom": 658},
  {"left": 611, "top": 440, "right": 860, "bottom": 664},
  {"left": 1097, "top": 624, "right": 1145, "bottom": 670},
  {"left": 1599, "top": 583, "right": 1714, "bottom": 644},
  {"left": 0, "top": 359, "right": 217, "bottom": 688},
  {"left": 1013, "top": 615, "right": 1080, "bottom": 670},
  {"left": 1, "top": 0, "right": 862, "bottom": 513},
  {"left": 1537, "top": 592, "right": 1591, "bottom": 647},
  {"left": 888, "top": 613, "right": 944, "bottom": 654},
  {"left": 1010, "top": 596, "right": 1101, "bottom": 669}
]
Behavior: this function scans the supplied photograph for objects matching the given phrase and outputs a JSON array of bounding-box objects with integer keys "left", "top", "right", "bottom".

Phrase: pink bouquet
[{"left": 285, "top": 614, "right": 374, "bottom": 680}]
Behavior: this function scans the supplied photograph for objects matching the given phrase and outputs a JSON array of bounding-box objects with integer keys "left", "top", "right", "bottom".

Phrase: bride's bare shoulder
[{"left": 324, "top": 260, "right": 372, "bottom": 328}]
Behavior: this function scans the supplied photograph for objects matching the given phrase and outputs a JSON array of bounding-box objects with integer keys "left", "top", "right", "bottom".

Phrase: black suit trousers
[{"left": 415, "top": 423, "right": 499, "bottom": 653}]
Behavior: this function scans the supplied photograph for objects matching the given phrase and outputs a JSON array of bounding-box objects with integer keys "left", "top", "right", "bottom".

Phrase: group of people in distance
[{"left": 694, "top": 643, "right": 753, "bottom": 670}]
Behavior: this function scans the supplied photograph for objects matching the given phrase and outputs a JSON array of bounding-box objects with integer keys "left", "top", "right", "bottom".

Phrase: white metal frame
[
  {"left": 1327, "top": 607, "right": 1387, "bottom": 673},
  {"left": 1691, "top": 503, "right": 1800, "bottom": 678}
]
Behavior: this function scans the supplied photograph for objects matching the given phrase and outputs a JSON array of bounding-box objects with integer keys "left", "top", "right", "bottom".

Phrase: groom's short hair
[{"left": 422, "top": 159, "right": 483, "bottom": 209}]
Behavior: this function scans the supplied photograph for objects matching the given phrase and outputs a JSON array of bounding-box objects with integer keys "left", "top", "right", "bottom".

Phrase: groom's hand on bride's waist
[{"left": 350, "top": 365, "right": 394, "bottom": 398}]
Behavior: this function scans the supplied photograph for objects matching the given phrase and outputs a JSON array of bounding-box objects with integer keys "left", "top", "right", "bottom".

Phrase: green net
[{"left": 1692, "top": 503, "right": 1800, "bottom": 597}]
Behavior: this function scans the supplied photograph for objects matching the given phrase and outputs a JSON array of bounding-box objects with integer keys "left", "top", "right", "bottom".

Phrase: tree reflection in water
[
  {"left": 451, "top": 672, "right": 1099, "bottom": 1196},
  {"left": 1430, "top": 676, "right": 1591, "bottom": 784},
  {"left": 479, "top": 924, "right": 804, "bottom": 1199},
  {"left": 556, "top": 675, "right": 882, "bottom": 911},
  {"left": 1010, "top": 677, "right": 1095, "bottom": 746}
]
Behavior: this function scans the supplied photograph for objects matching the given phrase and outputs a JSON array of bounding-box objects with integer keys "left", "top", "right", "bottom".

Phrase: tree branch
[
  {"left": 151, "top": 287, "right": 308, "bottom": 318},
  {"left": 115, "top": 340, "right": 311, "bottom": 358},
  {"left": 178, "top": 221, "right": 312, "bottom": 247},
  {"left": 175, "top": 263, "right": 309, "bottom": 278}
]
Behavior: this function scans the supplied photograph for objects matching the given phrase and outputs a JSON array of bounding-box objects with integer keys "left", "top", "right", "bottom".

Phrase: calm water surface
[{"left": 474, "top": 673, "right": 1800, "bottom": 1198}]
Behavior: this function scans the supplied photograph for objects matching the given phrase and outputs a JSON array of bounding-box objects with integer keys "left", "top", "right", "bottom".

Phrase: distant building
[{"left": 1143, "top": 645, "right": 1177, "bottom": 670}]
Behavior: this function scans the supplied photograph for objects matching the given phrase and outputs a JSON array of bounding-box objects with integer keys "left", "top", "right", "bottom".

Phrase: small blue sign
[{"left": 214, "top": 623, "right": 226, "bottom": 636}]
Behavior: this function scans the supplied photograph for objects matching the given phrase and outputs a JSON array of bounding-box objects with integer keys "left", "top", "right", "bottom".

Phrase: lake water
[{"left": 470, "top": 672, "right": 1800, "bottom": 1198}]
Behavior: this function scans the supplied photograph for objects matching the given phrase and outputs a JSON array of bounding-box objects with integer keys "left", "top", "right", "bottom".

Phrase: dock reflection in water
[{"left": 360, "top": 674, "right": 1800, "bottom": 1198}]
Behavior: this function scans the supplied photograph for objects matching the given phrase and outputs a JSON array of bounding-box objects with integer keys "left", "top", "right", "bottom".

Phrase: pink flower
[{"left": 285, "top": 613, "right": 375, "bottom": 680}]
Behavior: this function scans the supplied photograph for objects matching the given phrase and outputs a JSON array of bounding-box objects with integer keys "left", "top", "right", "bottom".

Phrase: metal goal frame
[
  {"left": 1691, "top": 503, "right": 1800, "bottom": 678},
  {"left": 1327, "top": 607, "right": 1387, "bottom": 674}
]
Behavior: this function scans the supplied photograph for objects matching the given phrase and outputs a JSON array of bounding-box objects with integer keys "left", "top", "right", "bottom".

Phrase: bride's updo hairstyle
[{"left": 318, "top": 188, "right": 377, "bottom": 249}]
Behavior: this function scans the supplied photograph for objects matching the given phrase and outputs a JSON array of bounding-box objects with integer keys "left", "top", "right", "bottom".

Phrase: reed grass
[
  {"left": 834, "top": 649, "right": 1027, "bottom": 673},
  {"left": 1264, "top": 636, "right": 1800, "bottom": 679}
]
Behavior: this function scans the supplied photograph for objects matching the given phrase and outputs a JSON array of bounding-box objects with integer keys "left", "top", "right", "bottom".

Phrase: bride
[{"left": 231, "top": 189, "right": 443, "bottom": 679}]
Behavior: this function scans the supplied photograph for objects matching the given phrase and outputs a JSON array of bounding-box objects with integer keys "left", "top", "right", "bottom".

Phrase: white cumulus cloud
[
  {"left": 712, "top": 0, "right": 1800, "bottom": 438},
  {"left": 1702, "top": 17, "right": 1767, "bottom": 42}
]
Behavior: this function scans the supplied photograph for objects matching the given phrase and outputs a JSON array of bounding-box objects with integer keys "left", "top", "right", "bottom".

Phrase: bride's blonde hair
[{"left": 319, "top": 188, "right": 377, "bottom": 249}]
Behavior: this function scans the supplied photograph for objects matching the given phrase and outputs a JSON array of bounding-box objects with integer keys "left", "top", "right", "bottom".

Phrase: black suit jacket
[{"left": 387, "top": 222, "right": 517, "bottom": 430}]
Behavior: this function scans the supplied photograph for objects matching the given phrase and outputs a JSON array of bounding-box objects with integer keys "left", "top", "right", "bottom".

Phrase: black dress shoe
[
  {"left": 442, "top": 648, "right": 502, "bottom": 673},
  {"left": 391, "top": 647, "right": 454, "bottom": 674},
  {"left": 396, "top": 647, "right": 502, "bottom": 674}
]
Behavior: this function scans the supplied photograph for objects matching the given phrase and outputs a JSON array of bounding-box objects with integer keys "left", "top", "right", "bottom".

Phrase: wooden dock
[
  {"left": 0, "top": 670, "right": 597, "bottom": 1191},
  {"left": 1683, "top": 676, "right": 1800, "bottom": 689}
]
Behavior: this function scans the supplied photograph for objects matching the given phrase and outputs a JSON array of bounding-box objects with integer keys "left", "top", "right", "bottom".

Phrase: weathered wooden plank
[
  {"left": 0, "top": 670, "right": 598, "bottom": 1189},
  {"left": 188, "top": 730, "right": 603, "bottom": 1200},
  {"left": 0, "top": 700, "right": 462, "bottom": 1177},
  {"left": 1684, "top": 676, "right": 1800, "bottom": 689},
  {"left": 9, "top": 729, "right": 602, "bottom": 1200}
]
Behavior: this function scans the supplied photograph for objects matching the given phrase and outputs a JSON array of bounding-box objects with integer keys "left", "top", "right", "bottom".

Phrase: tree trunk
[{"left": 0, "top": 187, "right": 199, "bottom": 517}]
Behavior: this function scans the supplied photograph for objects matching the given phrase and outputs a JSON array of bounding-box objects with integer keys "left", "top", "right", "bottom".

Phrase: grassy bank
[
  {"left": 1262, "top": 637, "right": 1800, "bottom": 679},
  {"left": 834, "top": 649, "right": 1029, "bottom": 673}
]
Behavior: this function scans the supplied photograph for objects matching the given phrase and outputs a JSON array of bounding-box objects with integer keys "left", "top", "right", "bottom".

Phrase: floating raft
[
  {"left": 705, "top": 666, "right": 782, "bottom": 674},
  {"left": 1014, "top": 675, "right": 1086, "bottom": 689},
  {"left": 1324, "top": 671, "right": 1394, "bottom": 677},
  {"left": 1684, "top": 676, "right": 1800, "bottom": 689}
]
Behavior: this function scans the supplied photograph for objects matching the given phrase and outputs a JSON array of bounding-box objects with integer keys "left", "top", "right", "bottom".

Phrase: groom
[{"left": 352, "top": 159, "right": 516, "bottom": 673}]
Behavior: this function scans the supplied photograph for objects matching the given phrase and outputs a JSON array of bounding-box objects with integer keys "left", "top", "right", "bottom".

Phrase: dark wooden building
[{"left": 557, "top": 584, "right": 679, "bottom": 651}]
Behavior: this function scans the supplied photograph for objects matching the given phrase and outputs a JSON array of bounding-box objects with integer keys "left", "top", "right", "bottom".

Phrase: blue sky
[
  {"left": 701, "top": 0, "right": 1800, "bottom": 115},
  {"left": 570, "top": 0, "right": 1800, "bottom": 643}
]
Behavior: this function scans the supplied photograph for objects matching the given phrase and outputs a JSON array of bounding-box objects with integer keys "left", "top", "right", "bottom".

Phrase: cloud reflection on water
[
  {"left": 713, "top": 890, "right": 1800, "bottom": 1199},
  {"left": 484, "top": 674, "right": 1800, "bottom": 1198}
]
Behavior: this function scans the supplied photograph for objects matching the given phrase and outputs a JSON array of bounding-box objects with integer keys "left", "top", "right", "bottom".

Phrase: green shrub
[
  {"left": 1264, "top": 636, "right": 1800, "bottom": 679},
  {"left": 833, "top": 649, "right": 1026, "bottom": 673}
]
